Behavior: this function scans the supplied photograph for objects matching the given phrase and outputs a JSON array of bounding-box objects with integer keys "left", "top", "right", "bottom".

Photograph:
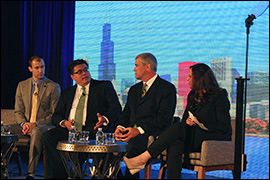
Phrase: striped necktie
[
  {"left": 30, "top": 83, "right": 38, "bottom": 123},
  {"left": 141, "top": 83, "right": 148, "bottom": 98},
  {"left": 74, "top": 87, "right": 86, "bottom": 131}
]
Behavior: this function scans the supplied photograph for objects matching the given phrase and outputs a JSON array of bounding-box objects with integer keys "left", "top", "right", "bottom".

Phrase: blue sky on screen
[{"left": 74, "top": 1, "right": 269, "bottom": 84}]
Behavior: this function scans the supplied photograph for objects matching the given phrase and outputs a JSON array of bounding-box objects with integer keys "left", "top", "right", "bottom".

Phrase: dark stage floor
[
  {"left": 6, "top": 151, "right": 222, "bottom": 179},
  {"left": 5, "top": 136, "right": 269, "bottom": 179}
]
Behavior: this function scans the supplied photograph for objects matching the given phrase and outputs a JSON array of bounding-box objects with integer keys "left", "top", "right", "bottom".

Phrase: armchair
[
  {"left": 1, "top": 109, "right": 28, "bottom": 176},
  {"left": 144, "top": 116, "right": 180, "bottom": 179},
  {"left": 158, "top": 120, "right": 236, "bottom": 179},
  {"left": 1, "top": 109, "right": 46, "bottom": 178},
  {"left": 145, "top": 117, "right": 235, "bottom": 179}
]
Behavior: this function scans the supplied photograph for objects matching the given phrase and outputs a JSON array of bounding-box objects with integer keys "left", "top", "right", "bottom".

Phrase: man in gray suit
[{"left": 14, "top": 55, "right": 61, "bottom": 179}]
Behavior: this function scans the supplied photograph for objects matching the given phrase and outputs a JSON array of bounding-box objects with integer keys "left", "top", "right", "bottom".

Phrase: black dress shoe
[{"left": 25, "top": 175, "right": 34, "bottom": 179}]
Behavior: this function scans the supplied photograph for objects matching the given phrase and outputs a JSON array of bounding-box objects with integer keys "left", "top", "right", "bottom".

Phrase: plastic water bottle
[
  {"left": 96, "top": 128, "right": 105, "bottom": 145},
  {"left": 1, "top": 121, "right": 5, "bottom": 135},
  {"left": 68, "top": 125, "right": 77, "bottom": 142}
]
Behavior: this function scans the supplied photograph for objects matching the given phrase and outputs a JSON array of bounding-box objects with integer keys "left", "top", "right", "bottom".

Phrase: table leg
[
  {"left": 105, "top": 152, "right": 126, "bottom": 179},
  {"left": 95, "top": 152, "right": 126, "bottom": 179},
  {"left": 58, "top": 151, "right": 83, "bottom": 179},
  {"left": 1, "top": 142, "right": 16, "bottom": 179},
  {"left": 58, "top": 151, "right": 127, "bottom": 179}
]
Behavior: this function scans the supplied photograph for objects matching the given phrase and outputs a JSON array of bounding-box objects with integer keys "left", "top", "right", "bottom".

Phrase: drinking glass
[
  {"left": 105, "top": 133, "right": 115, "bottom": 145},
  {"left": 79, "top": 130, "right": 89, "bottom": 143}
]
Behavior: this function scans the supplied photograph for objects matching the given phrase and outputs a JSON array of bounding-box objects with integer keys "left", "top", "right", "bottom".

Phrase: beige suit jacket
[{"left": 14, "top": 77, "right": 61, "bottom": 126}]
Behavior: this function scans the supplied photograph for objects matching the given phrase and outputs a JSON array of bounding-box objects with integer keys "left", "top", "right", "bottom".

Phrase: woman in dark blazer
[{"left": 123, "top": 63, "right": 232, "bottom": 179}]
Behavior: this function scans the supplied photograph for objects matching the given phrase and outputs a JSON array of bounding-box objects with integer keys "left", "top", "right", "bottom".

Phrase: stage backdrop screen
[{"left": 74, "top": 1, "right": 269, "bottom": 138}]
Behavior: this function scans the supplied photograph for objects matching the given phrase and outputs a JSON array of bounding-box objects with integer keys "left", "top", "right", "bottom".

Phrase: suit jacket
[
  {"left": 15, "top": 77, "right": 61, "bottom": 127},
  {"left": 182, "top": 89, "right": 232, "bottom": 152},
  {"left": 51, "top": 79, "right": 122, "bottom": 135},
  {"left": 117, "top": 76, "right": 177, "bottom": 137}
]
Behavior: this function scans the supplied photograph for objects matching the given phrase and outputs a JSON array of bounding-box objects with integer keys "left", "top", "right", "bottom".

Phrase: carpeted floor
[
  {"left": 6, "top": 151, "right": 221, "bottom": 179},
  {"left": 5, "top": 136, "right": 269, "bottom": 179}
]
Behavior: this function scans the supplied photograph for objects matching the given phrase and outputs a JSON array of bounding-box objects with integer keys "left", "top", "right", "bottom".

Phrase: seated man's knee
[{"left": 30, "top": 127, "right": 43, "bottom": 139}]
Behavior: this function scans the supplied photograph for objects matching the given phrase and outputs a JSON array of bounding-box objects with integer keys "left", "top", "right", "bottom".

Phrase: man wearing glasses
[{"left": 42, "top": 59, "right": 122, "bottom": 179}]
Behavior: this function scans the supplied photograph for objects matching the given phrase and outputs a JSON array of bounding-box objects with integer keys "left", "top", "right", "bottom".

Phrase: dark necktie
[
  {"left": 74, "top": 87, "right": 86, "bottom": 131},
  {"left": 141, "top": 83, "right": 148, "bottom": 98}
]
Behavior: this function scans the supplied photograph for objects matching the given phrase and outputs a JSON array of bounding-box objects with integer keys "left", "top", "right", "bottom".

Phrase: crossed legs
[{"left": 124, "top": 122, "right": 186, "bottom": 179}]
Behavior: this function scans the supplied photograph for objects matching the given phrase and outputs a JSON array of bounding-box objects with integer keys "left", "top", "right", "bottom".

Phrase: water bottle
[
  {"left": 1, "top": 121, "right": 5, "bottom": 135},
  {"left": 96, "top": 128, "right": 105, "bottom": 145},
  {"left": 68, "top": 125, "right": 77, "bottom": 142}
]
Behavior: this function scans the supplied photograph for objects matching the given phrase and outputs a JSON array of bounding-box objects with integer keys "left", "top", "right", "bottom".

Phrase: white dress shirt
[
  {"left": 68, "top": 83, "right": 90, "bottom": 126},
  {"left": 60, "top": 82, "right": 109, "bottom": 128}
]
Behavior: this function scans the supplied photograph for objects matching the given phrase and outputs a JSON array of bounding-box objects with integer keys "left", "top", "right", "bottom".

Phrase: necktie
[
  {"left": 30, "top": 83, "right": 38, "bottom": 123},
  {"left": 141, "top": 83, "right": 148, "bottom": 98},
  {"left": 74, "top": 87, "right": 86, "bottom": 131}
]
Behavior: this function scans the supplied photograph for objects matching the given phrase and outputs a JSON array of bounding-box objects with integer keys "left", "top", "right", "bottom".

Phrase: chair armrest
[
  {"left": 7, "top": 124, "right": 23, "bottom": 137},
  {"left": 147, "top": 135, "right": 155, "bottom": 147},
  {"left": 6, "top": 123, "right": 30, "bottom": 147},
  {"left": 200, "top": 140, "right": 235, "bottom": 166}
]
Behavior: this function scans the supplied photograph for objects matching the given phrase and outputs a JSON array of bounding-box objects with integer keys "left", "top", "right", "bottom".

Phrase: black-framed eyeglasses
[{"left": 73, "top": 67, "right": 89, "bottom": 75}]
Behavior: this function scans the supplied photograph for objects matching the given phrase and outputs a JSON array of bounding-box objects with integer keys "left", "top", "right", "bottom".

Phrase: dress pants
[
  {"left": 147, "top": 122, "right": 186, "bottom": 179},
  {"left": 42, "top": 127, "right": 69, "bottom": 179},
  {"left": 120, "top": 133, "right": 149, "bottom": 179},
  {"left": 27, "top": 125, "right": 53, "bottom": 175}
]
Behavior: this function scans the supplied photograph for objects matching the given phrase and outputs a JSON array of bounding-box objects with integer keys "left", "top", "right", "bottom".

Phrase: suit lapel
[
  {"left": 66, "top": 85, "right": 77, "bottom": 118},
  {"left": 39, "top": 78, "right": 47, "bottom": 99},
  {"left": 138, "top": 76, "right": 160, "bottom": 105},
  {"left": 145, "top": 76, "right": 160, "bottom": 97},
  {"left": 137, "top": 82, "right": 144, "bottom": 104},
  {"left": 87, "top": 79, "right": 96, "bottom": 110},
  {"left": 194, "top": 103, "right": 203, "bottom": 115},
  {"left": 37, "top": 77, "right": 48, "bottom": 108}
]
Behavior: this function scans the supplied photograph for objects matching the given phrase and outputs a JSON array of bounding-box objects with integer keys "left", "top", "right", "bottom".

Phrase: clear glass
[
  {"left": 105, "top": 133, "right": 115, "bottom": 145},
  {"left": 68, "top": 125, "right": 78, "bottom": 142},
  {"left": 78, "top": 130, "right": 89, "bottom": 143}
]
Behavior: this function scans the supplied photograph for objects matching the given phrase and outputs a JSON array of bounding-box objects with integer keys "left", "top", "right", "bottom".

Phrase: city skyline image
[
  {"left": 74, "top": 1, "right": 269, "bottom": 132},
  {"left": 74, "top": 2, "right": 269, "bottom": 178},
  {"left": 74, "top": 1, "right": 268, "bottom": 89}
]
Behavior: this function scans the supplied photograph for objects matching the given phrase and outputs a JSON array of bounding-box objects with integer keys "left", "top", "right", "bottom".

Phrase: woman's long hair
[{"left": 190, "top": 63, "right": 221, "bottom": 103}]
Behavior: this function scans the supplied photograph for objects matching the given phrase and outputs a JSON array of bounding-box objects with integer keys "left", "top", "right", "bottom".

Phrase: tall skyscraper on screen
[{"left": 98, "top": 18, "right": 116, "bottom": 81}]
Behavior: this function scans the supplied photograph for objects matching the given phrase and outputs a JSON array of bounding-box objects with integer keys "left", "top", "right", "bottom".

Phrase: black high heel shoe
[{"left": 123, "top": 157, "right": 145, "bottom": 175}]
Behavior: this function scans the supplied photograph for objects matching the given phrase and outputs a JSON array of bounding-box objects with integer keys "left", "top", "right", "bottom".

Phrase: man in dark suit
[
  {"left": 114, "top": 52, "right": 176, "bottom": 179},
  {"left": 42, "top": 59, "right": 122, "bottom": 179}
]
